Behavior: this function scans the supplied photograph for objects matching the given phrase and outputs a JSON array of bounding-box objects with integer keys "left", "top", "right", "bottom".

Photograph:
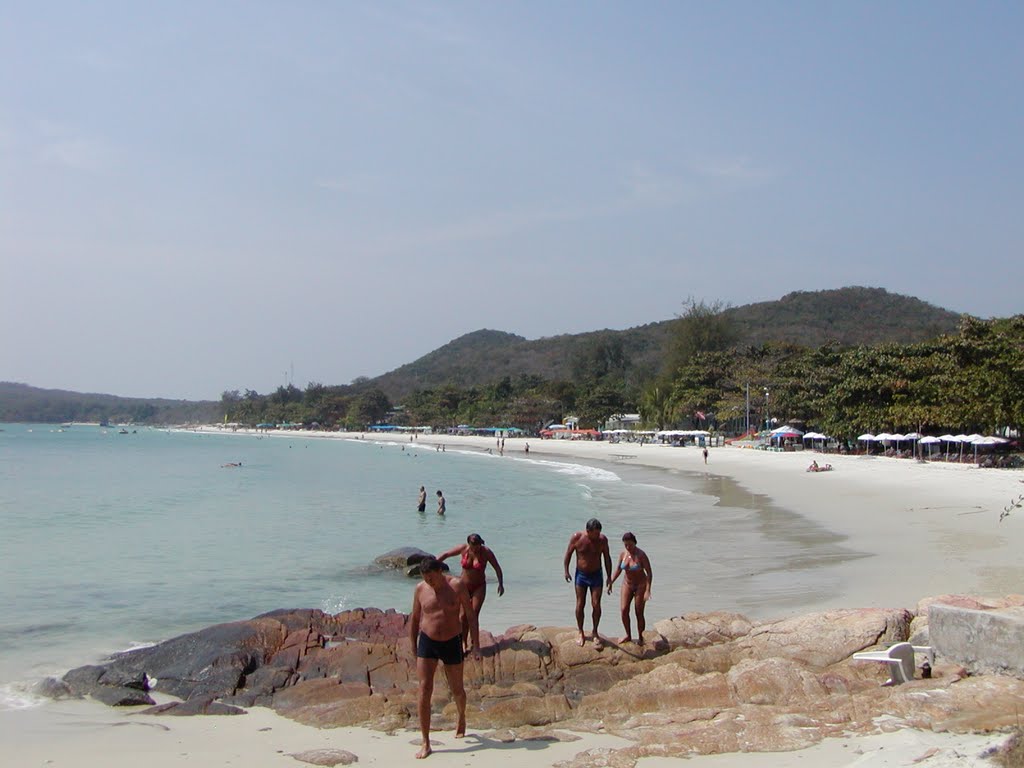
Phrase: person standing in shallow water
[
  {"left": 563, "top": 518, "right": 612, "bottom": 648},
  {"left": 417, "top": 486, "right": 427, "bottom": 513},
  {"left": 608, "top": 531, "right": 653, "bottom": 645},
  {"left": 436, "top": 489, "right": 446, "bottom": 515},
  {"left": 410, "top": 556, "right": 479, "bottom": 759}
]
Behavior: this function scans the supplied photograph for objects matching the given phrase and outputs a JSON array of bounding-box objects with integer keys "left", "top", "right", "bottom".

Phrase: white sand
[{"left": 12, "top": 428, "right": 1020, "bottom": 766}]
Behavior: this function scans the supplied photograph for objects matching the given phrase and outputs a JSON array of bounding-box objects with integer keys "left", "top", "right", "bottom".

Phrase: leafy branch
[{"left": 1000, "top": 493, "right": 1024, "bottom": 522}]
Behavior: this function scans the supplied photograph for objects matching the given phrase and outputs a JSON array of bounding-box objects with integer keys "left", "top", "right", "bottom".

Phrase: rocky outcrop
[
  {"left": 372, "top": 547, "right": 448, "bottom": 577},
  {"left": 45, "top": 597, "right": 1024, "bottom": 765}
]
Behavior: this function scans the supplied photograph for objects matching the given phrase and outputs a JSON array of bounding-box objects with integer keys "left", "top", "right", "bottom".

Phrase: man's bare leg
[
  {"left": 416, "top": 658, "right": 437, "bottom": 759},
  {"left": 444, "top": 662, "right": 467, "bottom": 738},
  {"left": 590, "top": 587, "right": 603, "bottom": 649},
  {"left": 574, "top": 585, "right": 588, "bottom": 645}
]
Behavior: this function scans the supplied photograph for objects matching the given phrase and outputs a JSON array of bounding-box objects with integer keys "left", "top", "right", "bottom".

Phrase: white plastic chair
[{"left": 852, "top": 642, "right": 933, "bottom": 685}]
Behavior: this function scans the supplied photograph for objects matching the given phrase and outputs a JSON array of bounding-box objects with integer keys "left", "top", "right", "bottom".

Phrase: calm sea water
[{"left": 0, "top": 424, "right": 856, "bottom": 708}]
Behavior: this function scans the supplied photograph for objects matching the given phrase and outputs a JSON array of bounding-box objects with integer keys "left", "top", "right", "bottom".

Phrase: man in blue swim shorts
[
  {"left": 410, "top": 557, "right": 479, "bottom": 759},
  {"left": 563, "top": 518, "right": 613, "bottom": 649}
]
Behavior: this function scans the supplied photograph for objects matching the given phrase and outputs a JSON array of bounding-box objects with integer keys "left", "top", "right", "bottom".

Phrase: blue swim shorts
[{"left": 574, "top": 568, "right": 603, "bottom": 590}]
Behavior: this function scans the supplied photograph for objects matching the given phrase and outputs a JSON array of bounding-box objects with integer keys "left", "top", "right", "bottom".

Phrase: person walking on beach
[
  {"left": 436, "top": 489, "right": 446, "bottom": 515},
  {"left": 607, "top": 532, "right": 653, "bottom": 645},
  {"left": 417, "top": 486, "right": 427, "bottom": 513},
  {"left": 436, "top": 533, "right": 505, "bottom": 651},
  {"left": 563, "top": 518, "right": 613, "bottom": 648},
  {"left": 409, "top": 557, "right": 479, "bottom": 759},
  {"left": 702, "top": 446, "right": 709, "bottom": 464}
]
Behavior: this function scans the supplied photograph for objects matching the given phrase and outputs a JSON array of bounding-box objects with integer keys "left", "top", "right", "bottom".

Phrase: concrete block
[{"left": 929, "top": 604, "right": 1024, "bottom": 678}]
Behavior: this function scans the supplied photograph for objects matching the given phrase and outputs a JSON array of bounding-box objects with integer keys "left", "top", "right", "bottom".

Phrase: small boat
[{"left": 119, "top": 429, "right": 129, "bottom": 435}]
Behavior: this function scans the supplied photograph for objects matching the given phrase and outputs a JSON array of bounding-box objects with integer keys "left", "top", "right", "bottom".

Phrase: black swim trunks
[{"left": 417, "top": 631, "right": 464, "bottom": 665}]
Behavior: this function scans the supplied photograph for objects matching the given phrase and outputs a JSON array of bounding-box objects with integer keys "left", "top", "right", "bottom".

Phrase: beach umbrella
[
  {"left": 919, "top": 435, "right": 941, "bottom": 459},
  {"left": 953, "top": 434, "right": 973, "bottom": 461},
  {"left": 937, "top": 434, "right": 960, "bottom": 460},
  {"left": 970, "top": 435, "right": 1003, "bottom": 463}
]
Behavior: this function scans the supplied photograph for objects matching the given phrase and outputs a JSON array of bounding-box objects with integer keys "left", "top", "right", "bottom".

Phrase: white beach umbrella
[
  {"left": 970, "top": 435, "right": 1001, "bottom": 462},
  {"left": 919, "top": 435, "right": 941, "bottom": 459},
  {"left": 857, "top": 433, "right": 875, "bottom": 441},
  {"left": 917, "top": 436, "right": 937, "bottom": 460},
  {"left": 904, "top": 432, "right": 922, "bottom": 440}
]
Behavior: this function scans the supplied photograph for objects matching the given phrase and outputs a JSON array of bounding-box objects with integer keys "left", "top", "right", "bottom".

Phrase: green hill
[
  {"left": 368, "top": 287, "right": 963, "bottom": 400},
  {"left": 0, "top": 382, "right": 220, "bottom": 425},
  {"left": 1, "top": 287, "right": 966, "bottom": 420}
]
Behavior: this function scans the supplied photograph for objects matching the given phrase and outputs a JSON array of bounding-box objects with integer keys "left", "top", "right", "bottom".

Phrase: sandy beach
[{"left": 7, "top": 428, "right": 1021, "bottom": 766}]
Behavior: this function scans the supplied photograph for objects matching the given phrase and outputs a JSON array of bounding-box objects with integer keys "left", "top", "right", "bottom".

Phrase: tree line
[{"left": 222, "top": 310, "right": 1024, "bottom": 441}]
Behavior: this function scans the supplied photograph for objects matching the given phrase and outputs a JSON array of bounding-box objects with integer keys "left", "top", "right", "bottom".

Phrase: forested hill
[
  {"left": 368, "top": 287, "right": 963, "bottom": 399},
  {"left": 2, "top": 287, "right": 966, "bottom": 422},
  {"left": 0, "top": 382, "right": 220, "bottom": 425}
]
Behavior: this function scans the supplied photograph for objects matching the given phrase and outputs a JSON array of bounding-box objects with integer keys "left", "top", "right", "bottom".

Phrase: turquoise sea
[{"left": 0, "top": 424, "right": 856, "bottom": 709}]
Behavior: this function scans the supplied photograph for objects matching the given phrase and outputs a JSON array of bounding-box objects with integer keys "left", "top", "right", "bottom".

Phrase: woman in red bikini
[{"left": 436, "top": 533, "right": 505, "bottom": 650}]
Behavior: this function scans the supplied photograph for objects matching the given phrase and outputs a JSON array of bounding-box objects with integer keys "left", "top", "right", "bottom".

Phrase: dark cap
[{"left": 467, "top": 533, "right": 485, "bottom": 545}]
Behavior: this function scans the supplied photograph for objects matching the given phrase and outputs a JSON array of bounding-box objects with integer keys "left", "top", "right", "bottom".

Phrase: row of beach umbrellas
[{"left": 856, "top": 432, "right": 1009, "bottom": 461}]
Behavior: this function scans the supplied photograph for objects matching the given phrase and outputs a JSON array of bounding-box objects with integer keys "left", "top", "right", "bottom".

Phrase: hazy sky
[{"left": 3, "top": 2, "right": 1022, "bottom": 400}]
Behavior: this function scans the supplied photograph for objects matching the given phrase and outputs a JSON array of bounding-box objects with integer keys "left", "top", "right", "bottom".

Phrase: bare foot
[
  {"left": 576, "top": 634, "right": 586, "bottom": 647},
  {"left": 456, "top": 713, "right": 466, "bottom": 738},
  {"left": 618, "top": 636, "right": 632, "bottom": 644},
  {"left": 592, "top": 636, "right": 604, "bottom": 650},
  {"left": 416, "top": 744, "right": 432, "bottom": 759},
  {"left": 637, "top": 636, "right": 645, "bottom": 646}
]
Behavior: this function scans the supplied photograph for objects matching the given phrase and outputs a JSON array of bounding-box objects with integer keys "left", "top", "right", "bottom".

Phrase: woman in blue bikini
[
  {"left": 608, "top": 532, "right": 653, "bottom": 645},
  {"left": 437, "top": 533, "right": 505, "bottom": 650}
]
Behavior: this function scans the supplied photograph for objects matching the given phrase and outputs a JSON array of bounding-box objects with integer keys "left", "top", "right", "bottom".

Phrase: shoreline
[
  {"left": 192, "top": 426, "right": 1024, "bottom": 616},
  {"left": 10, "top": 425, "right": 1020, "bottom": 767}
]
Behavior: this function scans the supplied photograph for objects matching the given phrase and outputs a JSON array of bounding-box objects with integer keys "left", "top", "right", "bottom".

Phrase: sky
[{"left": 2, "top": 2, "right": 1022, "bottom": 400}]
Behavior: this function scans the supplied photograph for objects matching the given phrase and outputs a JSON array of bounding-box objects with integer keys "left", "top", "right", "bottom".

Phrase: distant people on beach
[
  {"left": 807, "top": 461, "right": 833, "bottom": 473},
  {"left": 417, "top": 486, "right": 427, "bottom": 512},
  {"left": 436, "top": 533, "right": 504, "bottom": 651},
  {"left": 524, "top": 442, "right": 529, "bottom": 454},
  {"left": 563, "top": 518, "right": 613, "bottom": 648},
  {"left": 608, "top": 532, "right": 653, "bottom": 645},
  {"left": 702, "top": 447, "right": 709, "bottom": 464},
  {"left": 436, "top": 490, "right": 446, "bottom": 515},
  {"left": 409, "top": 556, "right": 478, "bottom": 759}
]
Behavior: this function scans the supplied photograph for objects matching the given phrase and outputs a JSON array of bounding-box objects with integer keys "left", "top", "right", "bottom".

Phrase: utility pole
[{"left": 745, "top": 382, "right": 750, "bottom": 435}]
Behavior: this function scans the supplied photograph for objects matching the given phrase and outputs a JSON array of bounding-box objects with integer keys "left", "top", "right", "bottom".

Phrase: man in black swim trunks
[
  {"left": 409, "top": 557, "right": 479, "bottom": 759},
  {"left": 563, "top": 518, "right": 613, "bottom": 649}
]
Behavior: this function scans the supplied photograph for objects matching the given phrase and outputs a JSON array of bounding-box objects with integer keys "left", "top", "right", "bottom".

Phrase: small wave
[
  {"left": 523, "top": 458, "right": 621, "bottom": 483},
  {"left": 0, "top": 682, "right": 46, "bottom": 711}
]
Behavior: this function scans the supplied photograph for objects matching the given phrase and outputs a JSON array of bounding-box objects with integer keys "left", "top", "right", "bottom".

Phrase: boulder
[
  {"left": 730, "top": 608, "right": 912, "bottom": 668},
  {"left": 60, "top": 617, "right": 288, "bottom": 702},
  {"left": 372, "top": 547, "right": 436, "bottom": 570}
]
